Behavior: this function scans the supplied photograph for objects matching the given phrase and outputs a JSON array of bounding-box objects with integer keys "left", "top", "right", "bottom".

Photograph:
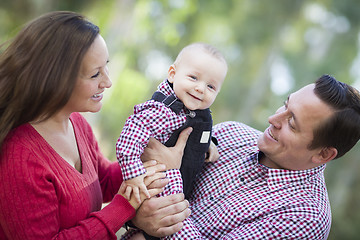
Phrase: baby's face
[{"left": 168, "top": 49, "right": 227, "bottom": 110}]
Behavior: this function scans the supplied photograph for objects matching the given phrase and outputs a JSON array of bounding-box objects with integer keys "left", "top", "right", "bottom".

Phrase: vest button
[{"left": 188, "top": 111, "right": 196, "bottom": 118}]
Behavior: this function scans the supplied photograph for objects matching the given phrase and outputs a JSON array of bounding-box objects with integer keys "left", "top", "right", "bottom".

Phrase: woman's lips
[{"left": 91, "top": 93, "right": 103, "bottom": 101}]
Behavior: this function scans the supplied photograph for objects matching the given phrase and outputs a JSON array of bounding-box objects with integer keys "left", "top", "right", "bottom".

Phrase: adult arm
[
  {"left": 221, "top": 214, "right": 329, "bottom": 240},
  {"left": 0, "top": 147, "right": 134, "bottom": 240},
  {"left": 0, "top": 114, "right": 136, "bottom": 240},
  {"left": 164, "top": 211, "right": 329, "bottom": 239}
]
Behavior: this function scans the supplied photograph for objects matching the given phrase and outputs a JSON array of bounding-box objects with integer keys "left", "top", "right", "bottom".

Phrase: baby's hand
[
  {"left": 118, "top": 161, "right": 165, "bottom": 210},
  {"left": 125, "top": 174, "right": 151, "bottom": 204},
  {"left": 205, "top": 141, "right": 219, "bottom": 163}
]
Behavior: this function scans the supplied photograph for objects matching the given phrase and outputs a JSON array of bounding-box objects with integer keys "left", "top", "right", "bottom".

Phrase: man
[{"left": 130, "top": 75, "right": 360, "bottom": 239}]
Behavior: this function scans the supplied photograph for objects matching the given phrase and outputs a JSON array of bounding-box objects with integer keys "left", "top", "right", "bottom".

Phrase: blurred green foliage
[{"left": 1, "top": 0, "right": 360, "bottom": 239}]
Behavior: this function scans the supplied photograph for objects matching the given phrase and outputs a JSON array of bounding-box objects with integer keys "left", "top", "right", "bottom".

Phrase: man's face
[{"left": 257, "top": 84, "right": 334, "bottom": 170}]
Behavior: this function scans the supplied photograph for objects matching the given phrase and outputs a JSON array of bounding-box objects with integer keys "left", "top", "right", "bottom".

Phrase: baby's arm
[{"left": 124, "top": 173, "right": 151, "bottom": 204}]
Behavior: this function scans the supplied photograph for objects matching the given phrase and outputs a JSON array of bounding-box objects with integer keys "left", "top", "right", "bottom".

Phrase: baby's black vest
[{"left": 151, "top": 91, "right": 212, "bottom": 199}]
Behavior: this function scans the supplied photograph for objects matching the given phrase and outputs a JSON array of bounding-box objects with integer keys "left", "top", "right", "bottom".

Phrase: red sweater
[{"left": 0, "top": 113, "right": 135, "bottom": 239}]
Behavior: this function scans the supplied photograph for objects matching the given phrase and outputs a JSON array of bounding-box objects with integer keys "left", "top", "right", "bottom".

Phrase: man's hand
[
  {"left": 205, "top": 141, "right": 219, "bottom": 162},
  {"left": 141, "top": 127, "right": 192, "bottom": 170},
  {"left": 131, "top": 193, "right": 191, "bottom": 237}
]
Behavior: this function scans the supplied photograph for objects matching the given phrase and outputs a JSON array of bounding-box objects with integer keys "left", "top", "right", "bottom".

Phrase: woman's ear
[
  {"left": 168, "top": 64, "right": 176, "bottom": 83},
  {"left": 312, "top": 147, "right": 338, "bottom": 164}
]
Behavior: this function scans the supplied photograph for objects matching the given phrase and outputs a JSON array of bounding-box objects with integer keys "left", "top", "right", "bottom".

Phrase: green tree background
[{"left": 1, "top": 0, "right": 360, "bottom": 239}]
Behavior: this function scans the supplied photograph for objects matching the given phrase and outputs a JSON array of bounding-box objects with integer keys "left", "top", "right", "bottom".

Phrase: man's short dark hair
[{"left": 309, "top": 74, "right": 360, "bottom": 158}]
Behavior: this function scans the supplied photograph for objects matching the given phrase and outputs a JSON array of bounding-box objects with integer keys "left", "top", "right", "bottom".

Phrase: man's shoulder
[
  {"left": 213, "top": 121, "right": 262, "bottom": 139},
  {"left": 212, "top": 121, "right": 261, "bottom": 157}
]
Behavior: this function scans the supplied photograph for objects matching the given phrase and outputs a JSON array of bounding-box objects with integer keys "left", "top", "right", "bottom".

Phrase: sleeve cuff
[
  {"left": 90, "top": 194, "right": 136, "bottom": 234},
  {"left": 164, "top": 169, "right": 183, "bottom": 195}
]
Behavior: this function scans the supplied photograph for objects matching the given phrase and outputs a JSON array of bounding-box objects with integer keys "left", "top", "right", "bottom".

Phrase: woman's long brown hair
[{"left": 0, "top": 11, "right": 100, "bottom": 149}]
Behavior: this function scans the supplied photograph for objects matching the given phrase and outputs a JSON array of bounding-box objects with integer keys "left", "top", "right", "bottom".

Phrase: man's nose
[{"left": 268, "top": 108, "right": 286, "bottom": 129}]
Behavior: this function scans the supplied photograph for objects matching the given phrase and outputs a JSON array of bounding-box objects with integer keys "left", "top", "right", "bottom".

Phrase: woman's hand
[{"left": 141, "top": 127, "right": 192, "bottom": 170}]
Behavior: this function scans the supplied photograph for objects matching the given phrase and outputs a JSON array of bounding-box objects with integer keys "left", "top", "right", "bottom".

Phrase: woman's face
[{"left": 65, "top": 34, "right": 112, "bottom": 114}]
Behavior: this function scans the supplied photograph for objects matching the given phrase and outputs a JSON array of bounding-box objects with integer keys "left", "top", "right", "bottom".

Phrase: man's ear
[
  {"left": 312, "top": 147, "right": 338, "bottom": 164},
  {"left": 168, "top": 64, "right": 176, "bottom": 83}
]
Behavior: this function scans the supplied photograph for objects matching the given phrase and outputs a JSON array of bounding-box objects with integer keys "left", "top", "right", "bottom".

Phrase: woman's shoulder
[
  {"left": 2, "top": 123, "right": 38, "bottom": 148},
  {"left": 0, "top": 123, "right": 50, "bottom": 174}
]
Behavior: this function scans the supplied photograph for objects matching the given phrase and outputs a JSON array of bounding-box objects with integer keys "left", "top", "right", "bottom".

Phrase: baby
[{"left": 116, "top": 43, "right": 228, "bottom": 204}]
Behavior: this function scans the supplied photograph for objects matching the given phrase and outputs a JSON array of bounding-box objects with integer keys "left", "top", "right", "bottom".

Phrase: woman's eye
[{"left": 91, "top": 72, "right": 100, "bottom": 78}]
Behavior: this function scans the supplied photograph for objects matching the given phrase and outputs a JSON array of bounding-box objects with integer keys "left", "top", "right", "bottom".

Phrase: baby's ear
[{"left": 167, "top": 64, "right": 176, "bottom": 83}]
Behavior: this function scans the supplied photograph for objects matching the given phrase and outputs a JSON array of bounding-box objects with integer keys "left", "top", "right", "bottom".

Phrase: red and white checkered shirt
[
  {"left": 163, "top": 121, "right": 331, "bottom": 239},
  {"left": 116, "top": 80, "right": 186, "bottom": 183}
]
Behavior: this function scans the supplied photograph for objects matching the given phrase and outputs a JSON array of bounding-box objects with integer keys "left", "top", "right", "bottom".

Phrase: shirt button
[{"left": 240, "top": 177, "right": 245, "bottom": 182}]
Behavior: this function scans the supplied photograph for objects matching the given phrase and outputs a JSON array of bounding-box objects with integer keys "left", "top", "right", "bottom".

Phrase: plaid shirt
[
  {"left": 163, "top": 121, "right": 331, "bottom": 239},
  {"left": 116, "top": 80, "right": 186, "bottom": 182}
]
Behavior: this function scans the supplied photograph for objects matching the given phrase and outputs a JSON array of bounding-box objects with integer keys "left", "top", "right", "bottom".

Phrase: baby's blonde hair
[{"left": 174, "top": 42, "right": 227, "bottom": 67}]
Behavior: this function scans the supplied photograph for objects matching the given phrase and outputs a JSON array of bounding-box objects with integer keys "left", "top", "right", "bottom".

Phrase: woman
[{"left": 0, "top": 11, "right": 182, "bottom": 239}]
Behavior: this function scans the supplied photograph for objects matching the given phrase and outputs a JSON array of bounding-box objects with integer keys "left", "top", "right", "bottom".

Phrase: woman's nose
[{"left": 100, "top": 69, "right": 112, "bottom": 88}]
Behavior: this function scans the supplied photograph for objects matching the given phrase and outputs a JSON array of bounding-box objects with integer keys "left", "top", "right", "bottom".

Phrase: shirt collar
[
  {"left": 255, "top": 151, "right": 326, "bottom": 192},
  {"left": 157, "top": 79, "right": 176, "bottom": 96}
]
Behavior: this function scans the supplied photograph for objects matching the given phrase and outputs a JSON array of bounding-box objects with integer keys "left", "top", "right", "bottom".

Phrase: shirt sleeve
[
  {"left": 158, "top": 169, "right": 183, "bottom": 197},
  {"left": 164, "top": 213, "right": 328, "bottom": 239},
  {"left": 116, "top": 102, "right": 182, "bottom": 180},
  {"left": 221, "top": 214, "right": 329, "bottom": 240}
]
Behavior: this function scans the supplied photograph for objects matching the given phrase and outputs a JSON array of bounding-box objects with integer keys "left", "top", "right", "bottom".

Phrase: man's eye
[
  {"left": 91, "top": 72, "right": 100, "bottom": 78},
  {"left": 283, "top": 101, "right": 288, "bottom": 109},
  {"left": 288, "top": 117, "right": 295, "bottom": 130}
]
